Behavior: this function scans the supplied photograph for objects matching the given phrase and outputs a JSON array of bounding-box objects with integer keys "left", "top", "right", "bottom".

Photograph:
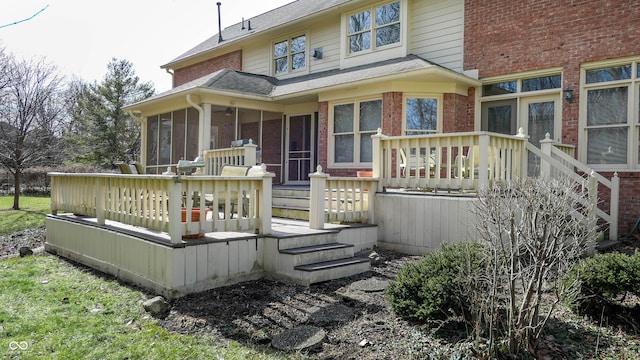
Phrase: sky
[{"left": 0, "top": 0, "right": 293, "bottom": 92}]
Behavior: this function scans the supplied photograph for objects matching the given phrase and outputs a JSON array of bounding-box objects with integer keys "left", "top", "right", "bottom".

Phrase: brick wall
[
  {"left": 443, "top": 92, "right": 474, "bottom": 133},
  {"left": 382, "top": 92, "right": 403, "bottom": 136},
  {"left": 464, "top": 0, "right": 640, "bottom": 233},
  {"left": 173, "top": 50, "right": 243, "bottom": 87}
]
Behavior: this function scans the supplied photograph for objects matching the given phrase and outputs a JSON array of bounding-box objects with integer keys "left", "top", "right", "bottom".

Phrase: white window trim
[
  {"left": 271, "top": 32, "right": 309, "bottom": 77},
  {"left": 402, "top": 93, "right": 443, "bottom": 135},
  {"left": 578, "top": 57, "right": 640, "bottom": 171},
  {"left": 339, "top": 0, "right": 408, "bottom": 69},
  {"left": 328, "top": 97, "right": 382, "bottom": 168},
  {"left": 475, "top": 70, "right": 564, "bottom": 140}
]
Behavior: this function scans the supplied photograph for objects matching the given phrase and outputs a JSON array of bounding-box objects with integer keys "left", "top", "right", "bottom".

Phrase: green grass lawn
[
  {"left": 0, "top": 196, "right": 50, "bottom": 235},
  {"left": 0, "top": 255, "right": 288, "bottom": 359}
]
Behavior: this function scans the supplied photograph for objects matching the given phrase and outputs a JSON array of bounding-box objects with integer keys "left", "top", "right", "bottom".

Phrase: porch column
[
  {"left": 309, "top": 165, "right": 329, "bottom": 230},
  {"left": 186, "top": 94, "right": 204, "bottom": 154},
  {"left": 203, "top": 104, "right": 212, "bottom": 150}
]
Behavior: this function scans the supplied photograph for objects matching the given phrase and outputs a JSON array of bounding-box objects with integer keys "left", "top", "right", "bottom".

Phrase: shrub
[
  {"left": 387, "top": 242, "right": 484, "bottom": 324},
  {"left": 566, "top": 251, "right": 640, "bottom": 312}
]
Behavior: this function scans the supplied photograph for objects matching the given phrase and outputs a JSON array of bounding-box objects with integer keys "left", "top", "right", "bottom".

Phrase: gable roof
[{"left": 163, "top": 0, "right": 354, "bottom": 68}]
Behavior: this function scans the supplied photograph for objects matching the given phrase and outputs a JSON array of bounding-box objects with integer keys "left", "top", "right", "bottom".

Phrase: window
[
  {"left": 582, "top": 61, "right": 640, "bottom": 168},
  {"left": 146, "top": 108, "right": 199, "bottom": 173},
  {"left": 480, "top": 74, "right": 561, "bottom": 135},
  {"left": 348, "top": 1, "right": 400, "bottom": 54},
  {"left": 274, "top": 35, "right": 306, "bottom": 75},
  {"left": 405, "top": 97, "right": 439, "bottom": 135},
  {"left": 332, "top": 99, "right": 382, "bottom": 165}
]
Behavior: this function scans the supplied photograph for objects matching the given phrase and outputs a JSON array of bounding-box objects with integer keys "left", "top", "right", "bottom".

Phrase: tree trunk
[{"left": 12, "top": 168, "right": 21, "bottom": 210}]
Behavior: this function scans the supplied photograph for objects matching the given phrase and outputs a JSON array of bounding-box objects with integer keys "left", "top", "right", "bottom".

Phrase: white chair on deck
[{"left": 399, "top": 148, "right": 435, "bottom": 177}]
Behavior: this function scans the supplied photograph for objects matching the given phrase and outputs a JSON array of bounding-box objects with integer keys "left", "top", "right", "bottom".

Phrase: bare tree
[
  {"left": 471, "top": 177, "right": 598, "bottom": 356},
  {"left": 0, "top": 53, "right": 66, "bottom": 209}
]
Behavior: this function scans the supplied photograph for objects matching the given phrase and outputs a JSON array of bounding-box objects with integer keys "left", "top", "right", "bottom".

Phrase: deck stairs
[
  {"left": 268, "top": 226, "right": 370, "bottom": 285},
  {"left": 268, "top": 186, "right": 371, "bottom": 285},
  {"left": 272, "top": 186, "right": 311, "bottom": 221}
]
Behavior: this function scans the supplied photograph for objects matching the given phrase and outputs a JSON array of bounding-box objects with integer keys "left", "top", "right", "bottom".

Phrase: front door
[
  {"left": 286, "top": 114, "right": 315, "bottom": 183},
  {"left": 520, "top": 95, "right": 561, "bottom": 176}
]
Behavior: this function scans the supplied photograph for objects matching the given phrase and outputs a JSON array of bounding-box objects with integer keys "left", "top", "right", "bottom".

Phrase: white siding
[
  {"left": 409, "top": 0, "right": 464, "bottom": 72},
  {"left": 306, "top": 17, "right": 342, "bottom": 74},
  {"left": 242, "top": 15, "right": 342, "bottom": 77},
  {"left": 375, "top": 193, "right": 477, "bottom": 255},
  {"left": 243, "top": 39, "right": 270, "bottom": 76}
]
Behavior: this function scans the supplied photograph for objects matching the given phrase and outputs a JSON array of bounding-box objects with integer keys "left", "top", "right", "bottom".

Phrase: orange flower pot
[{"left": 181, "top": 208, "right": 209, "bottom": 222}]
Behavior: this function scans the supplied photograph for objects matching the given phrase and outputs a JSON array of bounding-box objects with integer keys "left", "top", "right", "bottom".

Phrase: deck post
[
  {"left": 96, "top": 177, "right": 106, "bottom": 225},
  {"left": 244, "top": 141, "right": 258, "bottom": 166},
  {"left": 478, "top": 134, "right": 490, "bottom": 189},
  {"left": 309, "top": 165, "right": 329, "bottom": 229},
  {"left": 610, "top": 172, "right": 619, "bottom": 240},
  {"left": 371, "top": 128, "right": 384, "bottom": 191},
  {"left": 258, "top": 164, "right": 273, "bottom": 235},
  {"left": 539, "top": 133, "right": 554, "bottom": 179},
  {"left": 167, "top": 180, "right": 183, "bottom": 244}
]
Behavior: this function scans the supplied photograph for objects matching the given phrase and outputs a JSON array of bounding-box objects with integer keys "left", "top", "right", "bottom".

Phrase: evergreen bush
[{"left": 387, "top": 242, "right": 483, "bottom": 323}]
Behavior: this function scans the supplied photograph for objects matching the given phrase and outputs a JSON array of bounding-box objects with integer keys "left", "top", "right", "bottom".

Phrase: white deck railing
[
  {"left": 371, "top": 129, "right": 529, "bottom": 192},
  {"left": 537, "top": 134, "right": 619, "bottom": 240},
  {"left": 309, "top": 166, "right": 377, "bottom": 230},
  {"left": 203, "top": 142, "right": 258, "bottom": 175},
  {"left": 49, "top": 170, "right": 273, "bottom": 244}
]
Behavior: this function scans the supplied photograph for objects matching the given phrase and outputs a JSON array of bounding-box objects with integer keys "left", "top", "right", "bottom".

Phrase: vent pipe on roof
[
  {"left": 217, "top": 2, "right": 223, "bottom": 43},
  {"left": 241, "top": 17, "right": 245, "bottom": 30},
  {"left": 248, "top": 20, "right": 252, "bottom": 31}
]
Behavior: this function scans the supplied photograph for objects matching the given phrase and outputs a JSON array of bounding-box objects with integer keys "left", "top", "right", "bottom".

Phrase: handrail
[
  {"left": 49, "top": 171, "right": 273, "bottom": 243},
  {"left": 537, "top": 134, "right": 619, "bottom": 240},
  {"left": 202, "top": 142, "right": 258, "bottom": 175}
]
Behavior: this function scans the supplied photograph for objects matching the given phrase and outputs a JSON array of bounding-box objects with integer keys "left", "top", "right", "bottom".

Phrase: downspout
[
  {"left": 165, "top": 68, "right": 175, "bottom": 88},
  {"left": 186, "top": 94, "right": 204, "bottom": 155}
]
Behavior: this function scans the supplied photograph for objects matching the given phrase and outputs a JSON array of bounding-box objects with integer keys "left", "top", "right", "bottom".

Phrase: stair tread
[
  {"left": 280, "top": 242, "right": 353, "bottom": 255},
  {"left": 295, "top": 257, "right": 369, "bottom": 272},
  {"left": 273, "top": 205, "right": 310, "bottom": 211}
]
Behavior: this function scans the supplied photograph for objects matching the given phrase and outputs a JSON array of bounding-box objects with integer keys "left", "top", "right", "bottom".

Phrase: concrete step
[
  {"left": 277, "top": 231, "right": 339, "bottom": 250},
  {"left": 273, "top": 188, "right": 311, "bottom": 197},
  {"left": 280, "top": 243, "right": 355, "bottom": 266},
  {"left": 272, "top": 195, "right": 310, "bottom": 208},
  {"left": 293, "top": 257, "right": 370, "bottom": 285},
  {"left": 273, "top": 206, "right": 310, "bottom": 221}
]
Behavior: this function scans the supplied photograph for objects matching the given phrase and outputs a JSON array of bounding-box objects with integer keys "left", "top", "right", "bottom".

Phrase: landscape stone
[
  {"left": 271, "top": 325, "right": 326, "bottom": 352},
  {"left": 142, "top": 296, "right": 171, "bottom": 316},
  {"left": 307, "top": 303, "right": 355, "bottom": 325},
  {"left": 350, "top": 278, "right": 389, "bottom": 292},
  {"left": 19, "top": 247, "right": 33, "bottom": 257}
]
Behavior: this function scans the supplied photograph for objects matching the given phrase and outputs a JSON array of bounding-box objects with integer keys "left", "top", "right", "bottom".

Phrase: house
[{"left": 46, "top": 0, "right": 635, "bottom": 298}]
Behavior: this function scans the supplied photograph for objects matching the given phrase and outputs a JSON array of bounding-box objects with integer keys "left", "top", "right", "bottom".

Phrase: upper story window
[
  {"left": 405, "top": 97, "right": 439, "bottom": 135},
  {"left": 274, "top": 35, "right": 306, "bottom": 75},
  {"left": 581, "top": 59, "right": 640, "bottom": 169},
  {"left": 348, "top": 1, "right": 400, "bottom": 55}
]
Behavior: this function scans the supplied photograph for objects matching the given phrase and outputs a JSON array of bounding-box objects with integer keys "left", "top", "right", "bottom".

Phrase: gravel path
[{"left": 0, "top": 226, "right": 46, "bottom": 261}]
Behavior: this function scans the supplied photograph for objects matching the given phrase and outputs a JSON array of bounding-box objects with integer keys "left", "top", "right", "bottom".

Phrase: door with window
[
  {"left": 286, "top": 114, "right": 316, "bottom": 183},
  {"left": 520, "top": 95, "right": 561, "bottom": 176}
]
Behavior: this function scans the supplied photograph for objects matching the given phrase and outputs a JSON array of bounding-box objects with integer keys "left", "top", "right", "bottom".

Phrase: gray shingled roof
[
  {"left": 164, "top": 0, "right": 354, "bottom": 67},
  {"left": 129, "top": 55, "right": 477, "bottom": 109}
]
